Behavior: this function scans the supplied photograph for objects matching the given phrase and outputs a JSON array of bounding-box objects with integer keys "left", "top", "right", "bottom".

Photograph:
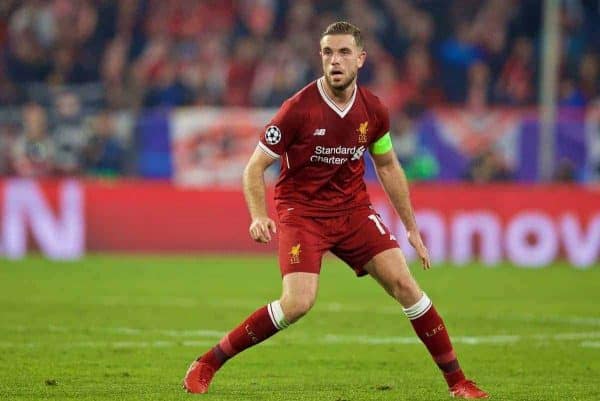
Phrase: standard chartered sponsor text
[{"left": 311, "top": 146, "right": 365, "bottom": 164}]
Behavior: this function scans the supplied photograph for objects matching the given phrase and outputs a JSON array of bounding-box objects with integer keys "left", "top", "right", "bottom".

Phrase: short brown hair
[{"left": 321, "top": 21, "right": 363, "bottom": 49}]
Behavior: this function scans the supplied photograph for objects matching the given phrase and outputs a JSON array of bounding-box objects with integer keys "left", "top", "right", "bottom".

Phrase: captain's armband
[{"left": 369, "top": 132, "right": 393, "bottom": 155}]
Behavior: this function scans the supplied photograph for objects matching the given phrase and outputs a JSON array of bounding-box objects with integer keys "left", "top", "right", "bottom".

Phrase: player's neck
[{"left": 321, "top": 77, "right": 356, "bottom": 108}]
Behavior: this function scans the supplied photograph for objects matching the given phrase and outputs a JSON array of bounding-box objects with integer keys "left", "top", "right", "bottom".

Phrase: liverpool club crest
[
  {"left": 289, "top": 243, "right": 301, "bottom": 264},
  {"left": 357, "top": 121, "right": 368, "bottom": 143}
]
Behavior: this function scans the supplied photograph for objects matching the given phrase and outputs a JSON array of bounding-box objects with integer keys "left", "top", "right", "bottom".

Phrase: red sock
[
  {"left": 199, "top": 301, "right": 289, "bottom": 370},
  {"left": 404, "top": 294, "right": 466, "bottom": 387}
]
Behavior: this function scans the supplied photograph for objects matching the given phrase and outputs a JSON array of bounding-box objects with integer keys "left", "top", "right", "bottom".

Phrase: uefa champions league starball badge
[{"left": 265, "top": 126, "right": 282, "bottom": 145}]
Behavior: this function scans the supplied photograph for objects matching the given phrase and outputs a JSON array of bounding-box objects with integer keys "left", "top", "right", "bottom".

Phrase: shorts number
[{"left": 368, "top": 214, "right": 386, "bottom": 235}]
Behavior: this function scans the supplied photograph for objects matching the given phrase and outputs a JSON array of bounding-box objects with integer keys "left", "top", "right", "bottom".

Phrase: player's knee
[
  {"left": 280, "top": 296, "right": 315, "bottom": 323},
  {"left": 390, "top": 277, "right": 420, "bottom": 304}
]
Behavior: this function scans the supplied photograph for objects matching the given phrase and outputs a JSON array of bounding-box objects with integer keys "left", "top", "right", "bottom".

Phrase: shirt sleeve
[{"left": 258, "top": 99, "right": 299, "bottom": 159}]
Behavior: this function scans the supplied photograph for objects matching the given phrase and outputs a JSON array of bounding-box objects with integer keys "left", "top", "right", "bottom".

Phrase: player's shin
[
  {"left": 402, "top": 293, "right": 466, "bottom": 387},
  {"left": 198, "top": 300, "right": 290, "bottom": 370}
]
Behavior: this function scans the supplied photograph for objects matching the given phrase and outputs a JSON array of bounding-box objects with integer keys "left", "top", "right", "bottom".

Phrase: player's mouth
[{"left": 330, "top": 70, "right": 344, "bottom": 78}]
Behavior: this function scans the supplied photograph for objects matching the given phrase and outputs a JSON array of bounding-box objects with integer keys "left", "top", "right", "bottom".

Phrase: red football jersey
[{"left": 258, "top": 77, "right": 390, "bottom": 216}]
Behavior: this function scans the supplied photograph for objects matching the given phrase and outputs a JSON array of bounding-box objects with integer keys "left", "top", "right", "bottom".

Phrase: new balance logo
[{"left": 313, "top": 128, "right": 326, "bottom": 136}]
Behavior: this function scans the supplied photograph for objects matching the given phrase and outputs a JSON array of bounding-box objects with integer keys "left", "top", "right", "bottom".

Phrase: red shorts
[{"left": 277, "top": 206, "right": 399, "bottom": 277}]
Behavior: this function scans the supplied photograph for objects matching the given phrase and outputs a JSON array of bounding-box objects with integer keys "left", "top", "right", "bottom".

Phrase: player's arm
[
  {"left": 370, "top": 135, "right": 431, "bottom": 269},
  {"left": 243, "top": 146, "right": 278, "bottom": 244}
]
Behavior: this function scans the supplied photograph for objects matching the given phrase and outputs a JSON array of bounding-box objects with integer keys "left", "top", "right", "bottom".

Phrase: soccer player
[{"left": 184, "top": 21, "right": 488, "bottom": 399}]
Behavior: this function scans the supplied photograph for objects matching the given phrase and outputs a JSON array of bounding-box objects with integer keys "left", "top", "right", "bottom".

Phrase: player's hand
[
  {"left": 407, "top": 229, "right": 431, "bottom": 270},
  {"left": 249, "top": 216, "right": 277, "bottom": 243}
]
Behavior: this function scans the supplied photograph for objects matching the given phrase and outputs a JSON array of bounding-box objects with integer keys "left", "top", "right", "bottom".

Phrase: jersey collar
[{"left": 317, "top": 77, "right": 357, "bottom": 118}]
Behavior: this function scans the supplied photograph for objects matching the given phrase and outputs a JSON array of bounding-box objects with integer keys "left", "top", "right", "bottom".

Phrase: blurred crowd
[{"left": 0, "top": 0, "right": 599, "bottom": 180}]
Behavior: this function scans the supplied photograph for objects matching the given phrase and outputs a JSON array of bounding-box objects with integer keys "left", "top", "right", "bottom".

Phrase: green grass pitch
[{"left": 1, "top": 255, "right": 599, "bottom": 400}]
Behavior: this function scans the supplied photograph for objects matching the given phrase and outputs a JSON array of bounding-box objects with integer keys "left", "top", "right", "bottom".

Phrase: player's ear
[{"left": 357, "top": 50, "right": 366, "bottom": 68}]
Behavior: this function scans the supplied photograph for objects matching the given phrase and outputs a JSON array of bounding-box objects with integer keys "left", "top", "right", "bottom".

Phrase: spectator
[
  {"left": 0, "top": 65, "right": 22, "bottom": 105},
  {"left": 465, "top": 61, "right": 492, "bottom": 110},
  {"left": 251, "top": 40, "right": 312, "bottom": 107},
  {"left": 399, "top": 44, "right": 443, "bottom": 110},
  {"left": 46, "top": 46, "right": 93, "bottom": 85},
  {"left": 143, "top": 60, "right": 191, "bottom": 108},
  {"left": 101, "top": 37, "right": 130, "bottom": 109},
  {"left": 495, "top": 37, "right": 535, "bottom": 105},
  {"left": 83, "top": 111, "right": 124, "bottom": 176},
  {"left": 52, "top": 91, "right": 87, "bottom": 175},
  {"left": 560, "top": 0, "right": 586, "bottom": 72},
  {"left": 578, "top": 52, "right": 599, "bottom": 104},
  {"left": 224, "top": 38, "right": 260, "bottom": 106},
  {"left": 5, "top": 28, "right": 50, "bottom": 83},
  {"left": 368, "top": 60, "right": 404, "bottom": 112},
  {"left": 558, "top": 76, "right": 586, "bottom": 107},
  {"left": 438, "top": 21, "right": 482, "bottom": 102},
  {"left": 11, "top": 102, "right": 54, "bottom": 177},
  {"left": 0, "top": 123, "right": 15, "bottom": 175},
  {"left": 465, "top": 150, "right": 513, "bottom": 183}
]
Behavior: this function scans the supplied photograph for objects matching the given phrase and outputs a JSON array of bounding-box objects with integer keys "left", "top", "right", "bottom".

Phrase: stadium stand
[{"left": 0, "top": 0, "right": 599, "bottom": 181}]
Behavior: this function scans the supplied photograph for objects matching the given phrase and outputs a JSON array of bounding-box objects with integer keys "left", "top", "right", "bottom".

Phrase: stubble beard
[{"left": 325, "top": 70, "right": 357, "bottom": 93}]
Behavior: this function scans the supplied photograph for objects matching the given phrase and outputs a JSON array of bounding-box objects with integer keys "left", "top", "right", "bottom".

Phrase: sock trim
[
  {"left": 211, "top": 344, "right": 229, "bottom": 365},
  {"left": 402, "top": 293, "right": 432, "bottom": 320},
  {"left": 218, "top": 335, "right": 236, "bottom": 356},
  {"left": 434, "top": 349, "right": 457, "bottom": 364},
  {"left": 267, "top": 300, "right": 290, "bottom": 330}
]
